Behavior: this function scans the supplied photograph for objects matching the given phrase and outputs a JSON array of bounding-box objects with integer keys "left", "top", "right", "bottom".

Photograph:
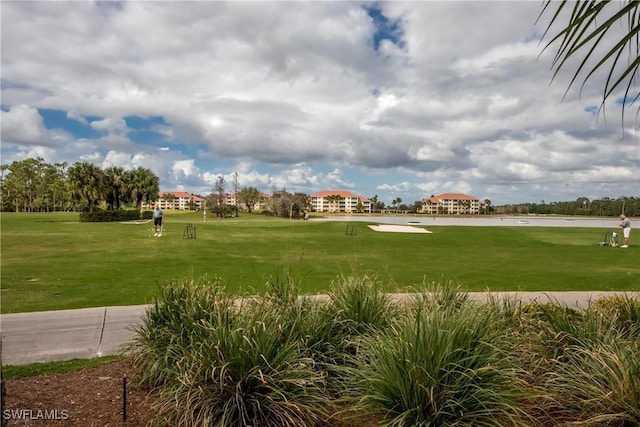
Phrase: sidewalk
[
  {"left": 1, "top": 305, "right": 148, "bottom": 366},
  {"left": 1, "top": 292, "right": 637, "bottom": 366}
]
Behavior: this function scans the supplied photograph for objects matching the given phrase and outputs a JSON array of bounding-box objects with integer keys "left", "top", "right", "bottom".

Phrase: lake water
[{"left": 313, "top": 215, "right": 625, "bottom": 229}]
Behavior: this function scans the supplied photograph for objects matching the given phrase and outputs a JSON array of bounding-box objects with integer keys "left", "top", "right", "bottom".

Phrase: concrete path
[
  {"left": 1, "top": 305, "right": 149, "bottom": 366},
  {"left": 1, "top": 292, "right": 637, "bottom": 366}
]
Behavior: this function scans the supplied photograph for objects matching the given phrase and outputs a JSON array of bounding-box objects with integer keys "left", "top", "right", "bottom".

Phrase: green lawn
[{"left": 1, "top": 211, "right": 638, "bottom": 313}]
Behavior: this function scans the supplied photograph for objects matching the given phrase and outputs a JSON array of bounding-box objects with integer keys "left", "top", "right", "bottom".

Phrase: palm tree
[
  {"left": 126, "top": 167, "right": 160, "bottom": 210},
  {"left": 539, "top": 1, "right": 639, "bottom": 123},
  {"left": 139, "top": 168, "right": 160, "bottom": 210},
  {"left": 104, "top": 166, "right": 126, "bottom": 210},
  {"left": 68, "top": 162, "right": 104, "bottom": 212},
  {"left": 394, "top": 197, "right": 403, "bottom": 211},
  {"left": 326, "top": 194, "right": 342, "bottom": 213},
  {"left": 161, "top": 193, "right": 176, "bottom": 209},
  {"left": 391, "top": 197, "right": 402, "bottom": 211},
  {"left": 370, "top": 195, "right": 378, "bottom": 214},
  {"left": 51, "top": 162, "right": 69, "bottom": 212},
  {"left": 484, "top": 199, "right": 492, "bottom": 215}
]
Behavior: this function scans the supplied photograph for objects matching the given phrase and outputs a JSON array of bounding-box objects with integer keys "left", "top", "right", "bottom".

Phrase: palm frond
[{"left": 538, "top": 0, "right": 640, "bottom": 125}]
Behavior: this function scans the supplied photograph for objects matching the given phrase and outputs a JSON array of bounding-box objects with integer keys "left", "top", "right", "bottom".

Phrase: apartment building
[
  {"left": 224, "top": 192, "right": 271, "bottom": 212},
  {"left": 147, "top": 191, "right": 205, "bottom": 210},
  {"left": 420, "top": 193, "right": 480, "bottom": 215},
  {"left": 310, "top": 190, "right": 371, "bottom": 213}
]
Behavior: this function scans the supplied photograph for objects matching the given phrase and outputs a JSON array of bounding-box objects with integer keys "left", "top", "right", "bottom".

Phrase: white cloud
[
  {"left": 0, "top": 104, "right": 50, "bottom": 145},
  {"left": 102, "top": 151, "right": 136, "bottom": 170},
  {"left": 90, "top": 117, "right": 129, "bottom": 135},
  {"left": 451, "top": 41, "right": 540, "bottom": 77},
  {"left": 377, "top": 181, "right": 411, "bottom": 192},
  {"left": 1, "top": 1, "right": 638, "bottom": 204},
  {"left": 172, "top": 159, "right": 199, "bottom": 177},
  {"left": 66, "top": 111, "right": 88, "bottom": 125}
]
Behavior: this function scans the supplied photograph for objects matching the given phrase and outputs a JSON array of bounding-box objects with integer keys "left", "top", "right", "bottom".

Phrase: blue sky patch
[
  {"left": 124, "top": 115, "right": 169, "bottom": 144},
  {"left": 124, "top": 115, "right": 166, "bottom": 130},
  {"left": 40, "top": 109, "right": 101, "bottom": 139},
  {"left": 363, "top": 4, "right": 404, "bottom": 51},
  {"left": 584, "top": 106, "right": 599, "bottom": 116},
  {"left": 615, "top": 96, "right": 639, "bottom": 106}
]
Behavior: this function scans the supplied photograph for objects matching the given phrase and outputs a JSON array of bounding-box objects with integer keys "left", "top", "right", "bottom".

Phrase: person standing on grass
[
  {"left": 153, "top": 203, "right": 164, "bottom": 237},
  {"left": 618, "top": 214, "right": 631, "bottom": 248}
]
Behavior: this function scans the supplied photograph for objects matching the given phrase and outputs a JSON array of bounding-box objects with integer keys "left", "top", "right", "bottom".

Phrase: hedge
[{"left": 79, "top": 210, "right": 142, "bottom": 222}]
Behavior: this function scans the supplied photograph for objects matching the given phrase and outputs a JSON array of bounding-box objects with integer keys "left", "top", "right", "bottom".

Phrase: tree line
[
  {"left": 208, "top": 175, "right": 311, "bottom": 219},
  {"left": 493, "top": 197, "right": 640, "bottom": 217},
  {"left": 0, "top": 157, "right": 159, "bottom": 213},
  {"left": 2, "top": 158, "right": 638, "bottom": 217}
]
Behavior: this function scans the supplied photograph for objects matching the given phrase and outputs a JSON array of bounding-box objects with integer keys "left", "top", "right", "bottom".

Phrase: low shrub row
[
  {"left": 127, "top": 276, "right": 640, "bottom": 426},
  {"left": 79, "top": 209, "right": 152, "bottom": 222}
]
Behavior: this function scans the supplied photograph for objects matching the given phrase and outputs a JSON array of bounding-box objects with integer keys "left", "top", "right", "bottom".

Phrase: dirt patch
[
  {"left": 3, "top": 359, "right": 151, "bottom": 426},
  {"left": 3, "top": 359, "right": 380, "bottom": 426}
]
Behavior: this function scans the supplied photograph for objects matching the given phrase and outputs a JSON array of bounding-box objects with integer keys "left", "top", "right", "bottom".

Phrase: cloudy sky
[{"left": 2, "top": 1, "right": 638, "bottom": 206}]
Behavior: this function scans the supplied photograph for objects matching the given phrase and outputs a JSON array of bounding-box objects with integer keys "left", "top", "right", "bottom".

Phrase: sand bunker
[{"left": 368, "top": 224, "right": 432, "bottom": 233}]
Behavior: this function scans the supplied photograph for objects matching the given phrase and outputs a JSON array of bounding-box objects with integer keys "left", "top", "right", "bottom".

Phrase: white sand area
[{"left": 368, "top": 224, "right": 432, "bottom": 233}]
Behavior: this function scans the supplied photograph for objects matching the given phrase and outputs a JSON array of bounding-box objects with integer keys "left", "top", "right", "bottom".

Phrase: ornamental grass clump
[
  {"left": 590, "top": 294, "right": 640, "bottom": 341},
  {"left": 128, "top": 276, "right": 329, "bottom": 427},
  {"left": 323, "top": 274, "right": 398, "bottom": 363},
  {"left": 528, "top": 294, "right": 640, "bottom": 363},
  {"left": 407, "top": 277, "right": 469, "bottom": 312},
  {"left": 151, "top": 302, "right": 328, "bottom": 427},
  {"left": 538, "top": 294, "right": 640, "bottom": 426},
  {"left": 546, "top": 339, "right": 640, "bottom": 426},
  {"left": 126, "top": 276, "right": 234, "bottom": 388},
  {"left": 352, "top": 300, "right": 532, "bottom": 427},
  {"left": 298, "top": 274, "right": 399, "bottom": 399},
  {"left": 327, "top": 274, "right": 397, "bottom": 333}
]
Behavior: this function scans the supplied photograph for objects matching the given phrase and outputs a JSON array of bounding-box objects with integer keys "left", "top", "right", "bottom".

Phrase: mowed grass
[{"left": 1, "top": 211, "right": 638, "bottom": 313}]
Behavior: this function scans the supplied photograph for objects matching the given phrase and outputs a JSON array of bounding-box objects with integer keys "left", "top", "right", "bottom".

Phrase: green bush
[
  {"left": 544, "top": 332, "right": 640, "bottom": 425},
  {"left": 509, "top": 295, "right": 640, "bottom": 425},
  {"left": 327, "top": 274, "right": 397, "bottom": 337},
  {"left": 405, "top": 277, "right": 469, "bottom": 313},
  {"left": 127, "top": 276, "right": 328, "bottom": 427},
  {"left": 79, "top": 209, "right": 141, "bottom": 222},
  {"left": 350, "top": 301, "right": 533, "bottom": 426},
  {"left": 127, "top": 275, "right": 640, "bottom": 426},
  {"left": 126, "top": 276, "right": 233, "bottom": 388},
  {"left": 590, "top": 294, "right": 640, "bottom": 341}
]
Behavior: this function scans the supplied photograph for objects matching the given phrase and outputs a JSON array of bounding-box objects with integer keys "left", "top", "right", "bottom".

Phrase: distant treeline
[
  {"left": 0, "top": 157, "right": 159, "bottom": 213},
  {"left": 1, "top": 157, "right": 638, "bottom": 217},
  {"left": 493, "top": 197, "right": 639, "bottom": 217}
]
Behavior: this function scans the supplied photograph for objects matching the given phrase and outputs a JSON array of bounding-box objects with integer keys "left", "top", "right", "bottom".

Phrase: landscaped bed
[{"left": 3, "top": 277, "right": 639, "bottom": 426}]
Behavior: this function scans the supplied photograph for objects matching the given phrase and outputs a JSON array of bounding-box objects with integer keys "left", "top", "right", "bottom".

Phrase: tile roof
[
  {"left": 160, "top": 191, "right": 205, "bottom": 202},
  {"left": 426, "top": 193, "right": 479, "bottom": 202},
  {"left": 311, "top": 190, "right": 368, "bottom": 200}
]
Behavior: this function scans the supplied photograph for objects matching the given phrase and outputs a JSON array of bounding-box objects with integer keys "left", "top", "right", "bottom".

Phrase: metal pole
[{"left": 122, "top": 376, "right": 127, "bottom": 423}]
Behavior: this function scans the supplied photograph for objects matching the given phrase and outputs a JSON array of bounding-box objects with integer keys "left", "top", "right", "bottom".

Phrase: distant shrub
[
  {"left": 79, "top": 210, "right": 141, "bottom": 222},
  {"left": 140, "top": 210, "right": 153, "bottom": 220}
]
